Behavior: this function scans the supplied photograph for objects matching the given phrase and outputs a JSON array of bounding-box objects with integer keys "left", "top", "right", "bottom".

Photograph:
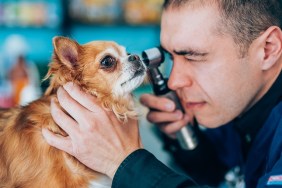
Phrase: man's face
[{"left": 161, "top": 4, "right": 265, "bottom": 128}]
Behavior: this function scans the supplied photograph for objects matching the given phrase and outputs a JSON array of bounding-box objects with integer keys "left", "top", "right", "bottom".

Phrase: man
[{"left": 42, "top": 0, "right": 282, "bottom": 187}]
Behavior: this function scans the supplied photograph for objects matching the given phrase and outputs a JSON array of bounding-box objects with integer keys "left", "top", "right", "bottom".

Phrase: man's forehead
[
  {"left": 164, "top": 0, "right": 218, "bottom": 10},
  {"left": 161, "top": 3, "right": 224, "bottom": 40},
  {"left": 160, "top": 10, "right": 229, "bottom": 56}
]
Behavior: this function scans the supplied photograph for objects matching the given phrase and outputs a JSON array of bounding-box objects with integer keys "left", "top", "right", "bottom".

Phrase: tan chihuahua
[{"left": 0, "top": 37, "right": 146, "bottom": 187}]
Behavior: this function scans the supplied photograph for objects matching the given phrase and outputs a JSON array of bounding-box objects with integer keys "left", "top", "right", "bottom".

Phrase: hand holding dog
[
  {"left": 42, "top": 82, "right": 142, "bottom": 179},
  {"left": 140, "top": 94, "right": 190, "bottom": 138}
]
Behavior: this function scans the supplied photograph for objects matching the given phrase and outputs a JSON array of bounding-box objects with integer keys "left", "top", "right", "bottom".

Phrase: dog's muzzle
[
  {"left": 128, "top": 54, "right": 146, "bottom": 73},
  {"left": 128, "top": 54, "right": 140, "bottom": 62}
]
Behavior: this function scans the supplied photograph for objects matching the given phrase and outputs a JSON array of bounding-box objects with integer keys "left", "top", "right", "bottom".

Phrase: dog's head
[{"left": 45, "top": 36, "right": 146, "bottom": 121}]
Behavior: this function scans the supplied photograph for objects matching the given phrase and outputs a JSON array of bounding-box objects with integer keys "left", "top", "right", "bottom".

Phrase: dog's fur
[{"left": 0, "top": 37, "right": 146, "bottom": 188}]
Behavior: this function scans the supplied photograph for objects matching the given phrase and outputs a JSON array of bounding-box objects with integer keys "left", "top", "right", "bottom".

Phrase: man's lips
[{"left": 185, "top": 102, "right": 206, "bottom": 109}]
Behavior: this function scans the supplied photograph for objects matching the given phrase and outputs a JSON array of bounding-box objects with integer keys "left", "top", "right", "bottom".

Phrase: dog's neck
[{"left": 44, "top": 76, "right": 137, "bottom": 123}]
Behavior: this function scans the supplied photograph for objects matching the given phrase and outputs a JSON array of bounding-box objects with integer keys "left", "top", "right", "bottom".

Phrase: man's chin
[{"left": 197, "top": 117, "right": 230, "bottom": 129}]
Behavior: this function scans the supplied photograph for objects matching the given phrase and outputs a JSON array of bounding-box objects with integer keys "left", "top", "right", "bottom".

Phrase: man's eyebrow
[
  {"left": 160, "top": 45, "right": 208, "bottom": 56},
  {"left": 173, "top": 50, "right": 208, "bottom": 56}
]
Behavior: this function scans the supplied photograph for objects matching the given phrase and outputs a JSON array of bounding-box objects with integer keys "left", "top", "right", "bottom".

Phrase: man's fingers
[
  {"left": 159, "top": 122, "right": 185, "bottom": 135},
  {"left": 140, "top": 94, "right": 175, "bottom": 112},
  {"left": 57, "top": 87, "right": 94, "bottom": 124},
  {"left": 159, "top": 114, "right": 191, "bottom": 135},
  {"left": 42, "top": 128, "right": 73, "bottom": 155},
  {"left": 63, "top": 82, "right": 102, "bottom": 113},
  {"left": 51, "top": 98, "right": 78, "bottom": 135},
  {"left": 57, "top": 84, "right": 109, "bottom": 132},
  {"left": 147, "top": 110, "right": 183, "bottom": 124}
]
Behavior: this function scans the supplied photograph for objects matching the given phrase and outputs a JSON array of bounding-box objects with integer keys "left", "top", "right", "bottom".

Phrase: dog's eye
[{"left": 100, "top": 55, "right": 116, "bottom": 69}]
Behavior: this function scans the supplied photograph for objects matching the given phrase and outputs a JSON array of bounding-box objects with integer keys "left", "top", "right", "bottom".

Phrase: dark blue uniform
[{"left": 112, "top": 72, "right": 282, "bottom": 188}]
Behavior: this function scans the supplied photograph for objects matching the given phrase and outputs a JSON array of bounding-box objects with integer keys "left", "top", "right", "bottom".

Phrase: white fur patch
[
  {"left": 95, "top": 44, "right": 146, "bottom": 98},
  {"left": 112, "top": 60, "right": 146, "bottom": 97},
  {"left": 96, "top": 48, "right": 120, "bottom": 62}
]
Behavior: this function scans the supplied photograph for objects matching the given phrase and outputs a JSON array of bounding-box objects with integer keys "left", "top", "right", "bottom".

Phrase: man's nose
[{"left": 167, "top": 61, "right": 193, "bottom": 90}]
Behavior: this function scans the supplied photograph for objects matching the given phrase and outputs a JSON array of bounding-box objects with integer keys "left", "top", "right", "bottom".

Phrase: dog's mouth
[{"left": 121, "top": 69, "right": 145, "bottom": 87}]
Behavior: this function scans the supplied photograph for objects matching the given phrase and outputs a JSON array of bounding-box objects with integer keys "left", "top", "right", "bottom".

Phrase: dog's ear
[{"left": 52, "top": 36, "right": 80, "bottom": 69}]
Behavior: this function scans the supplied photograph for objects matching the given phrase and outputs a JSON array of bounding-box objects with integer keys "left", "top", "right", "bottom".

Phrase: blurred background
[{"left": 0, "top": 0, "right": 175, "bottom": 170}]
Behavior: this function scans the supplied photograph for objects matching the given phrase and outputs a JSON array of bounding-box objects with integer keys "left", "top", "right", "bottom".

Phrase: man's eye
[
  {"left": 100, "top": 56, "right": 116, "bottom": 68},
  {"left": 185, "top": 58, "right": 197, "bottom": 62},
  {"left": 184, "top": 56, "right": 205, "bottom": 62}
]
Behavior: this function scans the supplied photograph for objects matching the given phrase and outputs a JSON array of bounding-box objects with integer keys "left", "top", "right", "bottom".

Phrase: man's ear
[
  {"left": 259, "top": 26, "right": 282, "bottom": 70},
  {"left": 53, "top": 36, "right": 80, "bottom": 69}
]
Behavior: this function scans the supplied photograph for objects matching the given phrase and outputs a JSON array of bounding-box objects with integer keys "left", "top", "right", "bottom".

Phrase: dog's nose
[{"left": 128, "top": 54, "right": 140, "bottom": 62}]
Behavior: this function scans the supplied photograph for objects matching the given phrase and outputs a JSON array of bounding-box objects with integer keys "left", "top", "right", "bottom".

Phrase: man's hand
[
  {"left": 140, "top": 94, "right": 190, "bottom": 138},
  {"left": 42, "top": 82, "right": 142, "bottom": 178}
]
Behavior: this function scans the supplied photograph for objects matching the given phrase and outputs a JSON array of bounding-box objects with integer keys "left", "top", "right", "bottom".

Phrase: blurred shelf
[
  {"left": 0, "top": 0, "right": 63, "bottom": 28},
  {"left": 0, "top": 0, "right": 164, "bottom": 88},
  {"left": 69, "top": 24, "right": 161, "bottom": 54},
  {"left": 0, "top": 27, "right": 62, "bottom": 62}
]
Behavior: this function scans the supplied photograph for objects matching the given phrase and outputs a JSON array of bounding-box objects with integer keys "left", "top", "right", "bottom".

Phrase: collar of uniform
[{"left": 233, "top": 71, "right": 282, "bottom": 157}]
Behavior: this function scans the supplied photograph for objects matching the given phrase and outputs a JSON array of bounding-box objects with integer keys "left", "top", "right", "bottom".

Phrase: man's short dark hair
[{"left": 163, "top": 0, "right": 282, "bottom": 56}]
